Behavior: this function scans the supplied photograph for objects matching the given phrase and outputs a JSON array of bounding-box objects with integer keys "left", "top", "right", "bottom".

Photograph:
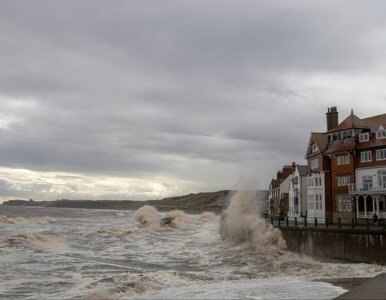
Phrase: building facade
[
  {"left": 288, "top": 165, "right": 307, "bottom": 221},
  {"left": 305, "top": 107, "right": 386, "bottom": 222},
  {"left": 268, "top": 163, "right": 295, "bottom": 219}
]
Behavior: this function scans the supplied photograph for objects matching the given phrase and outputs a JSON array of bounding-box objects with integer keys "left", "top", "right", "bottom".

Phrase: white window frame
[
  {"left": 337, "top": 195, "right": 351, "bottom": 212},
  {"left": 308, "top": 195, "right": 314, "bottom": 210},
  {"left": 336, "top": 155, "right": 349, "bottom": 165},
  {"left": 337, "top": 175, "right": 350, "bottom": 186},
  {"left": 362, "top": 175, "right": 373, "bottom": 190},
  {"left": 307, "top": 178, "right": 313, "bottom": 187},
  {"left": 359, "top": 132, "right": 369, "bottom": 142},
  {"left": 360, "top": 151, "right": 372, "bottom": 163},
  {"left": 376, "top": 149, "right": 386, "bottom": 161},
  {"left": 377, "top": 130, "right": 386, "bottom": 139}
]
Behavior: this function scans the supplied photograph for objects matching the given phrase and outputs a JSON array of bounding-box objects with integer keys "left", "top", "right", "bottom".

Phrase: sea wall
[{"left": 280, "top": 227, "right": 386, "bottom": 265}]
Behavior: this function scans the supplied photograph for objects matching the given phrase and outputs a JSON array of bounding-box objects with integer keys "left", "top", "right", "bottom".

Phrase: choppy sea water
[{"left": 0, "top": 206, "right": 384, "bottom": 299}]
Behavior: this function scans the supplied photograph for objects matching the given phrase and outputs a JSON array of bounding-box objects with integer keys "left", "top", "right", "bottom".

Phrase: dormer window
[
  {"left": 377, "top": 129, "right": 386, "bottom": 139},
  {"left": 311, "top": 144, "right": 317, "bottom": 153},
  {"left": 359, "top": 132, "right": 369, "bottom": 142}
]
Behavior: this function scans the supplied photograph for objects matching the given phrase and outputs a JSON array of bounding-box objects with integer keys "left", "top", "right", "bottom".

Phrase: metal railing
[
  {"left": 349, "top": 183, "right": 386, "bottom": 193},
  {"left": 268, "top": 216, "right": 386, "bottom": 230}
]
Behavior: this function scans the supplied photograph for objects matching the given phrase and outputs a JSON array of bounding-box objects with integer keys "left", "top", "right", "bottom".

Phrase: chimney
[
  {"left": 326, "top": 106, "right": 339, "bottom": 131},
  {"left": 292, "top": 161, "right": 296, "bottom": 172}
]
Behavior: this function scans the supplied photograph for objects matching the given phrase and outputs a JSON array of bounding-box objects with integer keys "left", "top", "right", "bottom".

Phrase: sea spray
[
  {"left": 133, "top": 205, "right": 160, "bottom": 229},
  {"left": 161, "top": 210, "right": 191, "bottom": 229},
  {"left": 219, "top": 189, "right": 286, "bottom": 249},
  {"left": 199, "top": 211, "right": 218, "bottom": 223}
]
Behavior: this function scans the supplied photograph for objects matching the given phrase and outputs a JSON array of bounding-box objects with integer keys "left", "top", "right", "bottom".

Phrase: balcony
[
  {"left": 348, "top": 183, "right": 386, "bottom": 194},
  {"left": 358, "top": 211, "right": 386, "bottom": 219}
]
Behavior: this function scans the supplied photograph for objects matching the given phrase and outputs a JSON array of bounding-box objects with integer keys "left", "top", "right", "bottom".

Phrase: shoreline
[{"left": 333, "top": 272, "right": 386, "bottom": 299}]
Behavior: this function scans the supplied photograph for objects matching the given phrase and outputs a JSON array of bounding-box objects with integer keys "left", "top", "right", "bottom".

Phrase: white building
[
  {"left": 288, "top": 165, "right": 308, "bottom": 221},
  {"left": 350, "top": 166, "right": 386, "bottom": 219},
  {"left": 279, "top": 172, "right": 293, "bottom": 219},
  {"left": 307, "top": 172, "right": 326, "bottom": 223}
]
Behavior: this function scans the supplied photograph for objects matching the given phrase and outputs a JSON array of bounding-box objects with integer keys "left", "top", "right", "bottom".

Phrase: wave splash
[
  {"left": 0, "top": 216, "right": 56, "bottom": 225},
  {"left": 0, "top": 233, "right": 64, "bottom": 249},
  {"left": 133, "top": 205, "right": 161, "bottom": 229},
  {"left": 219, "top": 189, "right": 286, "bottom": 250},
  {"left": 133, "top": 206, "right": 216, "bottom": 230}
]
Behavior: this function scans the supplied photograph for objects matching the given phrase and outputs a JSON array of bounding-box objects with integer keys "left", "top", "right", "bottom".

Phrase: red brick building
[{"left": 305, "top": 107, "right": 386, "bottom": 222}]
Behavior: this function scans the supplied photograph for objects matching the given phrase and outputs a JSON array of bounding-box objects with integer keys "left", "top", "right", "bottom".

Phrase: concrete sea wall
[{"left": 280, "top": 227, "right": 386, "bottom": 265}]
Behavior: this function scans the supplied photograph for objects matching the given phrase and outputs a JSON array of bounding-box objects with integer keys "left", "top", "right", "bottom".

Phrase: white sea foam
[
  {"left": 220, "top": 189, "right": 286, "bottom": 249},
  {"left": 0, "top": 233, "right": 64, "bottom": 249},
  {"left": 96, "top": 227, "right": 136, "bottom": 236},
  {"left": 129, "top": 279, "right": 348, "bottom": 300},
  {"left": 161, "top": 210, "right": 191, "bottom": 229},
  {"left": 85, "top": 288, "right": 116, "bottom": 300},
  {"left": 199, "top": 212, "right": 218, "bottom": 223},
  {"left": 133, "top": 206, "right": 160, "bottom": 229},
  {"left": 0, "top": 215, "right": 56, "bottom": 224},
  {"left": 1, "top": 206, "right": 385, "bottom": 300}
]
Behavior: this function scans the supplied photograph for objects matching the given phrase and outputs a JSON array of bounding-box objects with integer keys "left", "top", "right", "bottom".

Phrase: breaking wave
[
  {"left": 133, "top": 206, "right": 209, "bottom": 230},
  {"left": 161, "top": 210, "right": 191, "bottom": 229},
  {"left": 133, "top": 205, "right": 161, "bottom": 229},
  {"left": 0, "top": 216, "right": 56, "bottom": 225},
  {"left": 0, "top": 233, "right": 64, "bottom": 249},
  {"left": 219, "top": 189, "right": 286, "bottom": 249},
  {"left": 199, "top": 211, "right": 218, "bottom": 223}
]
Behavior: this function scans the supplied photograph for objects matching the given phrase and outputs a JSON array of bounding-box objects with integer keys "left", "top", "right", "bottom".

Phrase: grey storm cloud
[{"left": 1, "top": 0, "right": 386, "bottom": 200}]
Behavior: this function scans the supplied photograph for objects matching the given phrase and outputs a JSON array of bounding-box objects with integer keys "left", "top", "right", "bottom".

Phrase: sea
[{"left": 0, "top": 198, "right": 385, "bottom": 299}]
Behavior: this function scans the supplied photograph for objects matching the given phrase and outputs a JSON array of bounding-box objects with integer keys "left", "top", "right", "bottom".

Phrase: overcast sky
[{"left": 1, "top": 0, "right": 386, "bottom": 202}]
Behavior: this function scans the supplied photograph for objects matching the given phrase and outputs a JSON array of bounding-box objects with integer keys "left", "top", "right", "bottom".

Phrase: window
[
  {"left": 377, "top": 130, "right": 386, "bottom": 139},
  {"left": 337, "top": 195, "right": 351, "bottom": 212},
  {"left": 359, "top": 132, "right": 369, "bottom": 142},
  {"left": 360, "top": 151, "right": 372, "bottom": 163},
  {"left": 315, "top": 195, "right": 321, "bottom": 210},
  {"left": 362, "top": 175, "right": 373, "bottom": 190},
  {"left": 336, "top": 155, "right": 349, "bottom": 165},
  {"left": 337, "top": 175, "right": 350, "bottom": 186},
  {"left": 378, "top": 170, "right": 386, "bottom": 189},
  {"left": 308, "top": 177, "right": 314, "bottom": 187},
  {"left": 308, "top": 195, "right": 314, "bottom": 210},
  {"left": 311, "top": 158, "right": 319, "bottom": 169},
  {"left": 318, "top": 195, "right": 323, "bottom": 210},
  {"left": 376, "top": 149, "right": 386, "bottom": 161},
  {"left": 311, "top": 144, "right": 317, "bottom": 153},
  {"left": 314, "top": 176, "right": 322, "bottom": 186}
]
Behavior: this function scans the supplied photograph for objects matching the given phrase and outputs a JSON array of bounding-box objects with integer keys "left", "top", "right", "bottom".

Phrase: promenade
[
  {"left": 268, "top": 218, "right": 386, "bottom": 265},
  {"left": 335, "top": 272, "right": 386, "bottom": 299}
]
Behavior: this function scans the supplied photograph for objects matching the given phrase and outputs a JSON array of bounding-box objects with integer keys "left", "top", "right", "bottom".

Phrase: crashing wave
[{"left": 219, "top": 189, "right": 286, "bottom": 250}]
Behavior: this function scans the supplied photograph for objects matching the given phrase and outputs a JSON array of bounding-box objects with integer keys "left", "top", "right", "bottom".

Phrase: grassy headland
[{"left": 1, "top": 190, "right": 235, "bottom": 214}]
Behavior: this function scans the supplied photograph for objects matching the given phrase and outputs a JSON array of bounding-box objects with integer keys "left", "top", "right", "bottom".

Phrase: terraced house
[{"left": 305, "top": 107, "right": 386, "bottom": 223}]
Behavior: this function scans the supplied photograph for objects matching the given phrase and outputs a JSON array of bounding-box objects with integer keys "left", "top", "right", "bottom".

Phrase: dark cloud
[{"left": 0, "top": 0, "right": 386, "bottom": 199}]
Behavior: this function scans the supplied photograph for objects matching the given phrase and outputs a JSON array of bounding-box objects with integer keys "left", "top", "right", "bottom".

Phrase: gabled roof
[
  {"left": 327, "top": 110, "right": 369, "bottom": 133},
  {"left": 362, "top": 113, "right": 386, "bottom": 132},
  {"left": 312, "top": 132, "right": 329, "bottom": 151},
  {"left": 305, "top": 132, "right": 329, "bottom": 158},
  {"left": 297, "top": 165, "right": 308, "bottom": 176}
]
